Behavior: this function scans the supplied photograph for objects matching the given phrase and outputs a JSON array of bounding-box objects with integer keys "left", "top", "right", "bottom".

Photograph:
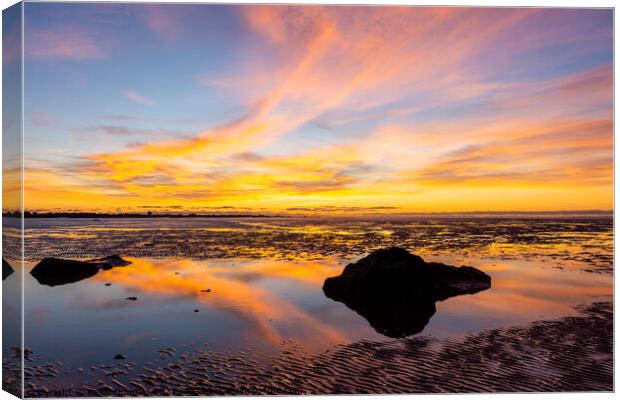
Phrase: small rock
[
  {"left": 113, "top": 354, "right": 126, "bottom": 360},
  {"left": 201, "top": 289, "right": 211, "bottom": 293},
  {"left": 193, "top": 309, "right": 199, "bottom": 313},
  {"left": 125, "top": 297, "right": 138, "bottom": 301},
  {"left": 104, "top": 283, "right": 111, "bottom": 286}
]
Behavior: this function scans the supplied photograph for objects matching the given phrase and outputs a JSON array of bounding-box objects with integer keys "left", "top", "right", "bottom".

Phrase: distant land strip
[{"left": 1, "top": 210, "right": 613, "bottom": 219}]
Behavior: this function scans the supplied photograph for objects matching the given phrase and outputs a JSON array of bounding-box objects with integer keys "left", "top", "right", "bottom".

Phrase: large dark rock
[
  {"left": 3, "top": 258, "right": 15, "bottom": 280},
  {"left": 30, "top": 255, "right": 131, "bottom": 286},
  {"left": 31, "top": 258, "right": 99, "bottom": 286},
  {"left": 323, "top": 247, "right": 491, "bottom": 302},
  {"left": 323, "top": 247, "right": 491, "bottom": 338}
]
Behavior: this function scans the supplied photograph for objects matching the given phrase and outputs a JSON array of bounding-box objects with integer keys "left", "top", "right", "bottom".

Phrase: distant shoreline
[
  {"left": 2, "top": 210, "right": 613, "bottom": 219},
  {"left": 3, "top": 212, "right": 282, "bottom": 219}
]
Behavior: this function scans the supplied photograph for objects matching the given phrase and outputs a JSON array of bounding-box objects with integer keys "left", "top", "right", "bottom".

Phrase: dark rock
[
  {"left": 194, "top": 309, "right": 199, "bottom": 312},
  {"left": 323, "top": 247, "right": 491, "bottom": 338},
  {"left": 113, "top": 354, "right": 126, "bottom": 360},
  {"left": 104, "top": 283, "right": 111, "bottom": 286},
  {"left": 125, "top": 296, "right": 138, "bottom": 301},
  {"left": 323, "top": 247, "right": 491, "bottom": 302},
  {"left": 30, "top": 256, "right": 131, "bottom": 286},
  {"left": 201, "top": 289, "right": 211, "bottom": 293},
  {"left": 31, "top": 258, "right": 99, "bottom": 287},
  {"left": 3, "top": 258, "right": 14, "bottom": 280}
]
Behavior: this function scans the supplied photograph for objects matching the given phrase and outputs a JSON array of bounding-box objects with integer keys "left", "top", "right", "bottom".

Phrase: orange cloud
[{"left": 408, "top": 118, "right": 612, "bottom": 187}]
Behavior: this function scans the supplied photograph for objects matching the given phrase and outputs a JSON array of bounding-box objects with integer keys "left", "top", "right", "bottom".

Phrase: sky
[
  {"left": 2, "top": 3, "right": 22, "bottom": 212},
  {"left": 13, "top": 3, "right": 613, "bottom": 214}
]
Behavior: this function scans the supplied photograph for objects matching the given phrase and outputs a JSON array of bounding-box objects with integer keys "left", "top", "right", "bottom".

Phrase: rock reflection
[
  {"left": 345, "top": 298, "right": 437, "bottom": 338},
  {"left": 322, "top": 248, "right": 492, "bottom": 338}
]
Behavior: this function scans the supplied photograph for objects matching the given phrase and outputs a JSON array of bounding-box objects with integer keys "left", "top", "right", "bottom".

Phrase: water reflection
[
  {"left": 17, "top": 252, "right": 613, "bottom": 393},
  {"left": 90, "top": 257, "right": 350, "bottom": 348},
  {"left": 24, "top": 254, "right": 612, "bottom": 347}
]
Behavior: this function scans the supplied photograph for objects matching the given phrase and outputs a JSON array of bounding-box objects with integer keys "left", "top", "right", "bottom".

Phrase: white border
[{"left": 0, "top": 2, "right": 616, "bottom": 400}]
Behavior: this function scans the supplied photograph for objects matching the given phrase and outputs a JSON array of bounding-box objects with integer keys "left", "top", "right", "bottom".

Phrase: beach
[{"left": 2, "top": 215, "right": 613, "bottom": 395}]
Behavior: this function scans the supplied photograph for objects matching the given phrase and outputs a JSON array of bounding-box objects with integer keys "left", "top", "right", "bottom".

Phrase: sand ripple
[{"left": 19, "top": 302, "right": 612, "bottom": 396}]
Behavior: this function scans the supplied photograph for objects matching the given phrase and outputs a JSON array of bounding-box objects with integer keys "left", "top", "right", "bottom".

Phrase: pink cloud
[{"left": 26, "top": 27, "right": 105, "bottom": 60}]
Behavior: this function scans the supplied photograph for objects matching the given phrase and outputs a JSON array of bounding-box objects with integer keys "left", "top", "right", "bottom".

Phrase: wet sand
[
  {"left": 17, "top": 302, "right": 612, "bottom": 396},
  {"left": 19, "top": 217, "right": 613, "bottom": 273}
]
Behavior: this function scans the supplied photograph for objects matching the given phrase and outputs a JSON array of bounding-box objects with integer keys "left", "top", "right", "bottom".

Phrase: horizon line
[{"left": 2, "top": 209, "right": 613, "bottom": 218}]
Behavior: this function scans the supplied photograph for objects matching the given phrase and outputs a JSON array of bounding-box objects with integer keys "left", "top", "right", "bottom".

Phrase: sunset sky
[{"left": 18, "top": 4, "right": 613, "bottom": 214}]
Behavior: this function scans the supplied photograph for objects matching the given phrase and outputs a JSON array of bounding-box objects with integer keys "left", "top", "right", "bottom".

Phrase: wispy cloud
[
  {"left": 126, "top": 91, "right": 156, "bottom": 106},
  {"left": 102, "top": 114, "right": 142, "bottom": 122},
  {"left": 26, "top": 27, "right": 106, "bottom": 60},
  {"left": 77, "top": 125, "right": 186, "bottom": 138}
]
